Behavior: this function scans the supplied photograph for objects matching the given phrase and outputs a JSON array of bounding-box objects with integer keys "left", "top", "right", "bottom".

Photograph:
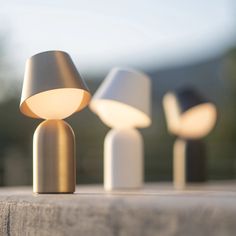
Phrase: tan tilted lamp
[
  {"left": 90, "top": 68, "right": 151, "bottom": 190},
  {"left": 20, "top": 51, "right": 91, "bottom": 193},
  {"left": 163, "top": 88, "right": 217, "bottom": 189}
]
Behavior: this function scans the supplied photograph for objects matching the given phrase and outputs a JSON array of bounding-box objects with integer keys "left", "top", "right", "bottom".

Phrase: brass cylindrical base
[{"left": 33, "top": 119, "right": 75, "bottom": 193}]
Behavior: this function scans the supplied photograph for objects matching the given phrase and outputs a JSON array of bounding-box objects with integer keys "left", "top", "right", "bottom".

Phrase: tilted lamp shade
[
  {"left": 163, "top": 88, "right": 217, "bottom": 139},
  {"left": 89, "top": 68, "right": 151, "bottom": 128},
  {"left": 20, "top": 51, "right": 91, "bottom": 119}
]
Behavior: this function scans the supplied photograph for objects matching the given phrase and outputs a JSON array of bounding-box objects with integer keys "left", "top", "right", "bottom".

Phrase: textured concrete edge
[{"left": 1, "top": 197, "right": 236, "bottom": 236}]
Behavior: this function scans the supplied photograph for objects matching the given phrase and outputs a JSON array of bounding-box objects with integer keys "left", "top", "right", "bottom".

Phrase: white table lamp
[{"left": 90, "top": 68, "right": 151, "bottom": 190}]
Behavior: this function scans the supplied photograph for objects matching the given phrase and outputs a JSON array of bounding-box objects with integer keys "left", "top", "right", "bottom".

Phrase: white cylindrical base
[{"left": 104, "top": 128, "right": 143, "bottom": 191}]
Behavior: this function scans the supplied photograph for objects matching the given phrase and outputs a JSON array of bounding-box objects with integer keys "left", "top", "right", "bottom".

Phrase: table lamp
[
  {"left": 20, "top": 51, "right": 91, "bottom": 193},
  {"left": 163, "top": 88, "right": 217, "bottom": 189},
  {"left": 90, "top": 68, "right": 151, "bottom": 191}
]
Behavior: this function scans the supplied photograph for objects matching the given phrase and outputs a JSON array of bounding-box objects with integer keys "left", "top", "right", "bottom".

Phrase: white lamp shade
[{"left": 90, "top": 68, "right": 151, "bottom": 128}]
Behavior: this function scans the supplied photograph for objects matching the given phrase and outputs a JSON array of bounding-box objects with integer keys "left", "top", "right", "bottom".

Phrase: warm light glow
[
  {"left": 92, "top": 100, "right": 151, "bottom": 128},
  {"left": 178, "top": 103, "right": 217, "bottom": 138},
  {"left": 163, "top": 93, "right": 180, "bottom": 135},
  {"left": 26, "top": 88, "right": 84, "bottom": 119},
  {"left": 163, "top": 93, "right": 217, "bottom": 138}
]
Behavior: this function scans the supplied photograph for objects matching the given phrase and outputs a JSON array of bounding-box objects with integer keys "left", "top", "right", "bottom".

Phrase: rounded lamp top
[
  {"left": 20, "top": 51, "right": 91, "bottom": 119},
  {"left": 163, "top": 88, "right": 217, "bottom": 139},
  {"left": 90, "top": 68, "right": 151, "bottom": 128}
]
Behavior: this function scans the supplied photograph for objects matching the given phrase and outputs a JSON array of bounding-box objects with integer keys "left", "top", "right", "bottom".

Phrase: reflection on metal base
[
  {"left": 33, "top": 120, "right": 75, "bottom": 193},
  {"left": 173, "top": 138, "right": 206, "bottom": 190}
]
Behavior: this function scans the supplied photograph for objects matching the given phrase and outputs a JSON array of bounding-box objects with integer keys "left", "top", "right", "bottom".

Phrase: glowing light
[
  {"left": 178, "top": 103, "right": 217, "bottom": 138},
  {"left": 163, "top": 93, "right": 180, "bottom": 135},
  {"left": 26, "top": 88, "right": 84, "bottom": 119},
  {"left": 92, "top": 100, "right": 151, "bottom": 128},
  {"left": 163, "top": 93, "right": 217, "bottom": 138}
]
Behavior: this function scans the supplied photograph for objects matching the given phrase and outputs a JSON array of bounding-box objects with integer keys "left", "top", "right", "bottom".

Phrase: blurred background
[{"left": 0, "top": 0, "right": 236, "bottom": 186}]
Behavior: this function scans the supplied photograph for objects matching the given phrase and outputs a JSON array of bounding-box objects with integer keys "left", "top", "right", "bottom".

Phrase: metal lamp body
[
  {"left": 104, "top": 128, "right": 143, "bottom": 191},
  {"left": 33, "top": 119, "right": 75, "bottom": 193},
  {"left": 20, "top": 51, "right": 90, "bottom": 118},
  {"left": 19, "top": 51, "right": 91, "bottom": 194}
]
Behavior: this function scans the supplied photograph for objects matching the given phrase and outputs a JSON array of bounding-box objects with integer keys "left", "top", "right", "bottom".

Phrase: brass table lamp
[{"left": 20, "top": 51, "right": 91, "bottom": 193}]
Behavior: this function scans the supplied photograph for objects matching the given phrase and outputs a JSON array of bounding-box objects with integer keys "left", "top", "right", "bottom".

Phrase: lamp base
[
  {"left": 33, "top": 119, "right": 75, "bottom": 193},
  {"left": 173, "top": 138, "right": 206, "bottom": 190},
  {"left": 104, "top": 128, "right": 143, "bottom": 191}
]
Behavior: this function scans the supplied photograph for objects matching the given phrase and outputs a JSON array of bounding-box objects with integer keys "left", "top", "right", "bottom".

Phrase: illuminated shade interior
[
  {"left": 178, "top": 103, "right": 217, "bottom": 138},
  {"left": 92, "top": 100, "right": 151, "bottom": 128},
  {"left": 163, "top": 93, "right": 180, "bottom": 135},
  {"left": 163, "top": 93, "right": 217, "bottom": 138},
  {"left": 26, "top": 88, "right": 85, "bottom": 119}
]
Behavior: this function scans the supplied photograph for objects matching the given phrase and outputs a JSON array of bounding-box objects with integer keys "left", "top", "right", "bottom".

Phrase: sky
[{"left": 0, "top": 0, "right": 235, "bottom": 78}]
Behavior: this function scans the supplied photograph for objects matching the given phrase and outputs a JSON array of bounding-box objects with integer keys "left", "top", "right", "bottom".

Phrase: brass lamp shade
[{"left": 20, "top": 50, "right": 91, "bottom": 119}]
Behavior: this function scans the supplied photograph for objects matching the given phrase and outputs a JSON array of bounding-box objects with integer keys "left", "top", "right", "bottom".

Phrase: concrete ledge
[{"left": 1, "top": 182, "right": 236, "bottom": 236}]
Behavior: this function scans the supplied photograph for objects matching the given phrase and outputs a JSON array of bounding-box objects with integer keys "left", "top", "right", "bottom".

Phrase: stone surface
[{"left": 0, "top": 182, "right": 236, "bottom": 236}]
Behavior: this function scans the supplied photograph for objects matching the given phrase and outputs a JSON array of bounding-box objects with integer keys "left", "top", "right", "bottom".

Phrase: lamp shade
[
  {"left": 20, "top": 51, "right": 91, "bottom": 119},
  {"left": 90, "top": 68, "right": 151, "bottom": 128},
  {"left": 163, "top": 88, "right": 217, "bottom": 139}
]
